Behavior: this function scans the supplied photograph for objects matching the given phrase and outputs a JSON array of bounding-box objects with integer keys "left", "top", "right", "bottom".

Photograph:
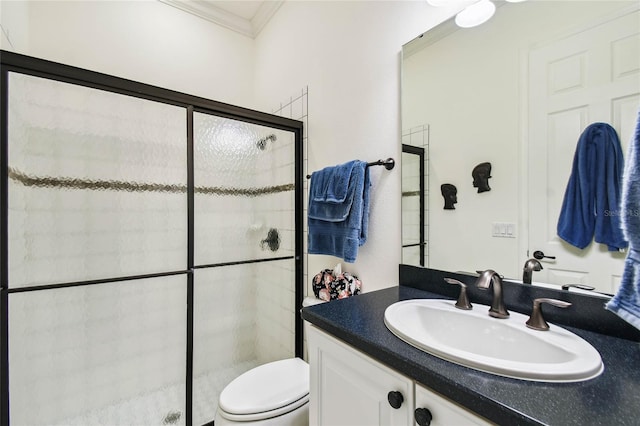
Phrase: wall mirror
[{"left": 401, "top": 0, "right": 640, "bottom": 294}]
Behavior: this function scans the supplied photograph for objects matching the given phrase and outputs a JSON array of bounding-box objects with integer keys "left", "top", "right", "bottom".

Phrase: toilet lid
[{"left": 219, "top": 358, "right": 309, "bottom": 417}]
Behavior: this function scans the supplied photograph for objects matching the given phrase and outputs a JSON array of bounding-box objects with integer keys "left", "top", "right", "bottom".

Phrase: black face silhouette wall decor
[
  {"left": 472, "top": 162, "right": 492, "bottom": 193},
  {"left": 441, "top": 183, "right": 458, "bottom": 210}
]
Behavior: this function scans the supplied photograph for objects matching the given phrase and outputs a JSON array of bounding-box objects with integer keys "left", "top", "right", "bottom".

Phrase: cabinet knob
[
  {"left": 387, "top": 391, "right": 404, "bottom": 409},
  {"left": 415, "top": 407, "right": 433, "bottom": 426}
]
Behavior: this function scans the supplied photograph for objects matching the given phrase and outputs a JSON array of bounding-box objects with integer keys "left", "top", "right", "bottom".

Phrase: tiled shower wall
[
  {"left": 6, "top": 72, "right": 300, "bottom": 425},
  {"left": 272, "top": 87, "right": 309, "bottom": 298}
]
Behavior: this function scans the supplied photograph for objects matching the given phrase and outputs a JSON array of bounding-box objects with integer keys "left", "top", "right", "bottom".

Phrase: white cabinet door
[
  {"left": 307, "top": 325, "right": 414, "bottom": 426},
  {"left": 414, "top": 383, "right": 492, "bottom": 426}
]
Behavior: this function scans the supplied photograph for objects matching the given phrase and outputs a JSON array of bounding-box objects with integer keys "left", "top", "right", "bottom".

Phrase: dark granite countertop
[{"left": 301, "top": 286, "right": 640, "bottom": 426}]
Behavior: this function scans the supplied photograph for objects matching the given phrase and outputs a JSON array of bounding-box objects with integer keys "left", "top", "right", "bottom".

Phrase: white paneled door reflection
[{"left": 527, "top": 8, "right": 640, "bottom": 292}]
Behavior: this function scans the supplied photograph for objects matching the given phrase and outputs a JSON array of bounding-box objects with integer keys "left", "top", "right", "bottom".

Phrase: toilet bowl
[
  {"left": 214, "top": 296, "right": 324, "bottom": 426},
  {"left": 214, "top": 357, "right": 310, "bottom": 426}
]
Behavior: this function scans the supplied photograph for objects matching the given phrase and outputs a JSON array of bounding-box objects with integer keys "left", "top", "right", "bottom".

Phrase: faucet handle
[
  {"left": 475, "top": 270, "right": 509, "bottom": 318},
  {"left": 526, "top": 298, "right": 572, "bottom": 331},
  {"left": 444, "top": 278, "right": 472, "bottom": 310},
  {"left": 561, "top": 283, "right": 595, "bottom": 291}
]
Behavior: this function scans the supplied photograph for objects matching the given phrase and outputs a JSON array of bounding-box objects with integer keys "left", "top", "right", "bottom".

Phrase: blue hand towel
[
  {"left": 309, "top": 160, "right": 358, "bottom": 222},
  {"left": 311, "top": 160, "right": 357, "bottom": 203},
  {"left": 557, "top": 122, "right": 628, "bottom": 251},
  {"left": 606, "top": 110, "right": 640, "bottom": 330},
  {"left": 308, "top": 160, "right": 370, "bottom": 263}
]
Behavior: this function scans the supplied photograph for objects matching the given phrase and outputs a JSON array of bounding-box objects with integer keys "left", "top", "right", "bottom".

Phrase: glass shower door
[
  {"left": 6, "top": 72, "right": 188, "bottom": 425},
  {"left": 2, "top": 51, "right": 302, "bottom": 426},
  {"left": 192, "top": 112, "right": 297, "bottom": 424}
]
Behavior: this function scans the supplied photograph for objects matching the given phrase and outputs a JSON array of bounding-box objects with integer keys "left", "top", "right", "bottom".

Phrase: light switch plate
[{"left": 492, "top": 222, "right": 516, "bottom": 238}]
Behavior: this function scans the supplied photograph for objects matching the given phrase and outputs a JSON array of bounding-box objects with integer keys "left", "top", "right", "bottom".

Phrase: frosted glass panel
[
  {"left": 9, "top": 276, "right": 187, "bottom": 425},
  {"left": 8, "top": 73, "right": 187, "bottom": 288},
  {"left": 192, "top": 261, "right": 295, "bottom": 425},
  {"left": 194, "top": 112, "right": 295, "bottom": 265}
]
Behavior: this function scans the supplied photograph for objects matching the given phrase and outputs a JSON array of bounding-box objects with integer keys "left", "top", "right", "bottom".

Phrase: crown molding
[
  {"left": 158, "top": 0, "right": 283, "bottom": 39},
  {"left": 252, "top": 1, "right": 283, "bottom": 36}
]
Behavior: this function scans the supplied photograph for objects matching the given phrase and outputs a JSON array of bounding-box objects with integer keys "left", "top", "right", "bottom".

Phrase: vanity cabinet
[
  {"left": 414, "top": 383, "right": 492, "bottom": 426},
  {"left": 308, "top": 324, "right": 414, "bottom": 425},
  {"left": 307, "top": 325, "right": 491, "bottom": 426}
]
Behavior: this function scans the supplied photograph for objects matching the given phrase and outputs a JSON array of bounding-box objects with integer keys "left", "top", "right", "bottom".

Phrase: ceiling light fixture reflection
[
  {"left": 455, "top": 0, "right": 496, "bottom": 28},
  {"left": 427, "top": 0, "right": 479, "bottom": 6},
  {"left": 426, "top": 0, "right": 452, "bottom": 6}
]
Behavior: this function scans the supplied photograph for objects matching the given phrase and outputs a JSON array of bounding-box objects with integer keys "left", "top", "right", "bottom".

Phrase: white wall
[
  {"left": 253, "top": 1, "right": 455, "bottom": 292},
  {"left": 1, "top": 0, "right": 255, "bottom": 107},
  {"left": 0, "top": 1, "right": 29, "bottom": 51}
]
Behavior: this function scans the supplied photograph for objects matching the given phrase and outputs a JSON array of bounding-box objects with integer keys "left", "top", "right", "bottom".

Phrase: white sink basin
[{"left": 384, "top": 299, "right": 603, "bottom": 383}]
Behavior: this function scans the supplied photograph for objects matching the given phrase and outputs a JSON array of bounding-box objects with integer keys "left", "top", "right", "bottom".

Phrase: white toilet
[{"left": 214, "top": 297, "right": 324, "bottom": 426}]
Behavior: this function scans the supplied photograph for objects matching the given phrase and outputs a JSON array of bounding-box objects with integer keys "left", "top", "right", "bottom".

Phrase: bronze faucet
[
  {"left": 522, "top": 259, "right": 543, "bottom": 284},
  {"left": 475, "top": 270, "right": 509, "bottom": 319}
]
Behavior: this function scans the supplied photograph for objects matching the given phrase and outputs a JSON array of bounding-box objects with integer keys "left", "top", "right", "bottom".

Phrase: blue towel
[
  {"left": 606, "top": 110, "right": 640, "bottom": 330},
  {"left": 557, "top": 123, "right": 628, "bottom": 251},
  {"left": 308, "top": 160, "right": 370, "bottom": 263},
  {"left": 311, "top": 160, "right": 356, "bottom": 203},
  {"left": 309, "top": 160, "right": 358, "bottom": 222}
]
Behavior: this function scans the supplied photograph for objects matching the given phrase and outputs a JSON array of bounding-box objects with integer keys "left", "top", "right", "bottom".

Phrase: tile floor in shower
[{"left": 54, "top": 360, "right": 258, "bottom": 426}]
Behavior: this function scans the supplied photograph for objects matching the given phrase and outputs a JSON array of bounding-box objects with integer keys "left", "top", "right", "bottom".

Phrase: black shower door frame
[
  {"left": 0, "top": 50, "right": 304, "bottom": 426},
  {"left": 401, "top": 144, "right": 425, "bottom": 266}
]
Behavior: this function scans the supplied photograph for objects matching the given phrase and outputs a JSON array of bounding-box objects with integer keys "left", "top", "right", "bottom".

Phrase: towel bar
[{"left": 306, "top": 158, "right": 395, "bottom": 179}]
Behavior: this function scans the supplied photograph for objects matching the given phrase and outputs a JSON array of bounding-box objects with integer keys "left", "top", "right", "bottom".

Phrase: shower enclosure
[{"left": 0, "top": 51, "right": 303, "bottom": 426}]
